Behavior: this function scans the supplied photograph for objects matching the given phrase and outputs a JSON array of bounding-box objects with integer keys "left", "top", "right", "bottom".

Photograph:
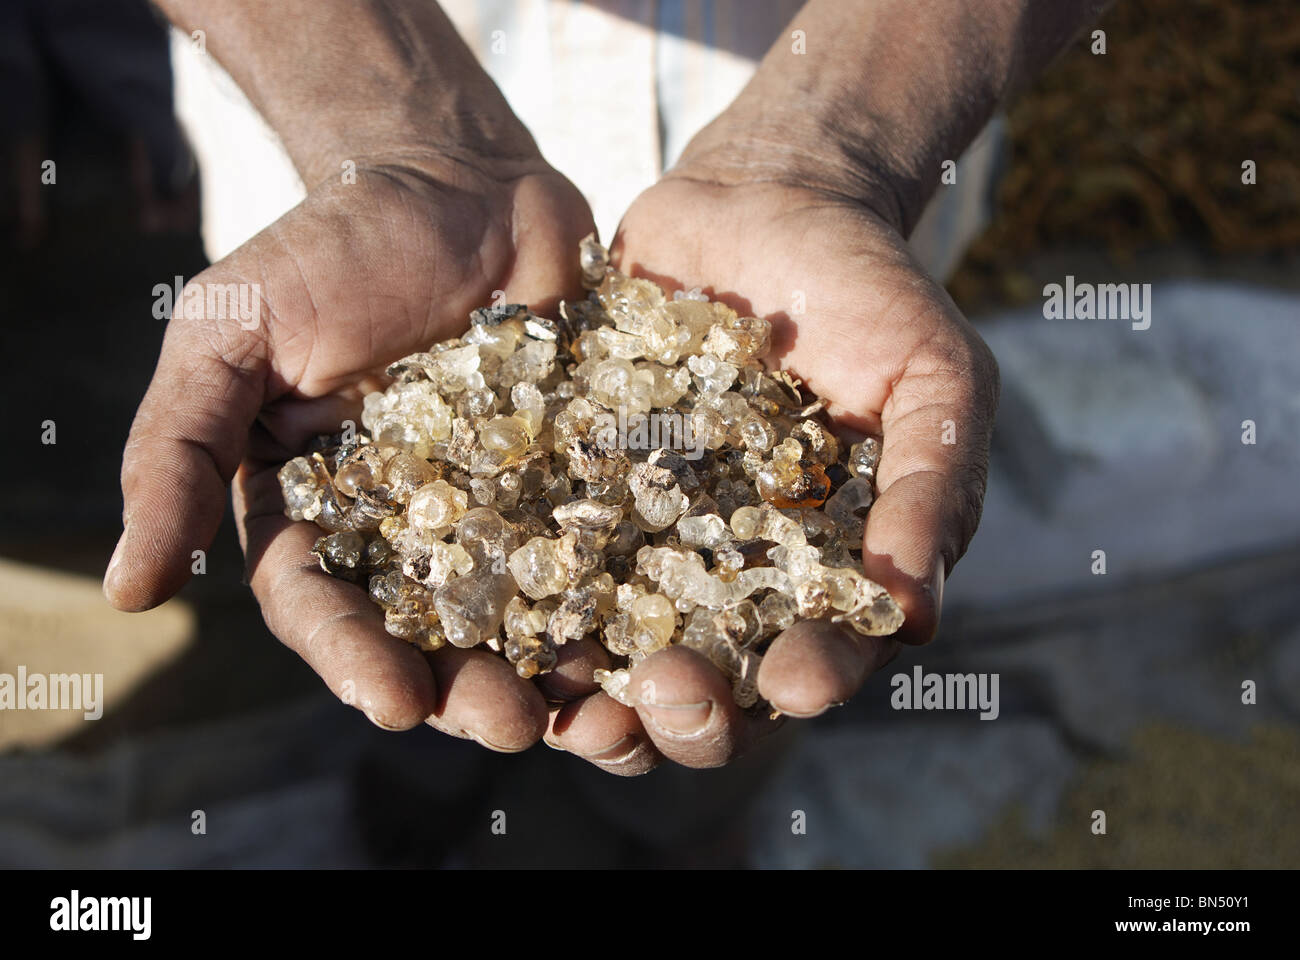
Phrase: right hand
[{"left": 104, "top": 150, "right": 597, "bottom": 748}]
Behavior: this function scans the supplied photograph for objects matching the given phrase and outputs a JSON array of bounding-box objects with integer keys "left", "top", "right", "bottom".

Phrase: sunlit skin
[
  {"left": 542, "top": 172, "right": 999, "bottom": 773},
  {"left": 104, "top": 0, "right": 1108, "bottom": 774},
  {"left": 104, "top": 155, "right": 600, "bottom": 749}
]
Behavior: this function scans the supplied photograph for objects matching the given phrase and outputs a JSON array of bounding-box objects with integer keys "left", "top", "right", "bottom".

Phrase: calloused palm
[
  {"left": 105, "top": 157, "right": 602, "bottom": 749},
  {"left": 542, "top": 176, "right": 999, "bottom": 773}
]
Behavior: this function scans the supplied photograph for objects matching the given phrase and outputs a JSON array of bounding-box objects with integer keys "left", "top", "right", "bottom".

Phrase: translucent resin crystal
[{"left": 278, "top": 234, "right": 901, "bottom": 710}]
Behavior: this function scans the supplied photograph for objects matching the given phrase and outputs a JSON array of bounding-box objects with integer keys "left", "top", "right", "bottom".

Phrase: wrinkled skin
[
  {"left": 104, "top": 154, "right": 600, "bottom": 749},
  {"left": 540, "top": 175, "right": 1000, "bottom": 774},
  {"left": 104, "top": 153, "right": 998, "bottom": 775}
]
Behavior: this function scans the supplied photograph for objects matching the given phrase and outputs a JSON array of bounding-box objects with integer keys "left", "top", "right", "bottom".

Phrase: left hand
[{"left": 544, "top": 172, "right": 999, "bottom": 773}]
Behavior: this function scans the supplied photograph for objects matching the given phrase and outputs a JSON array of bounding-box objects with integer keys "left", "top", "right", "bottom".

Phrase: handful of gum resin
[{"left": 278, "top": 236, "right": 902, "bottom": 710}]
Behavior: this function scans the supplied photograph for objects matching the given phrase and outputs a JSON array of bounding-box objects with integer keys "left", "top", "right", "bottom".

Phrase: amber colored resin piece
[{"left": 278, "top": 234, "right": 902, "bottom": 709}]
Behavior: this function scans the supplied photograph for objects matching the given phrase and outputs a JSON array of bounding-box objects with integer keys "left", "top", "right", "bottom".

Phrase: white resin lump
[{"left": 278, "top": 235, "right": 901, "bottom": 709}]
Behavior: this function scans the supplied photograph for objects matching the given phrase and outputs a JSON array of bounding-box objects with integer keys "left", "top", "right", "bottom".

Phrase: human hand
[
  {"left": 104, "top": 148, "right": 598, "bottom": 745},
  {"left": 543, "top": 168, "right": 999, "bottom": 774},
  {"left": 546, "top": 0, "right": 1115, "bottom": 774},
  {"left": 104, "top": 0, "right": 620, "bottom": 749}
]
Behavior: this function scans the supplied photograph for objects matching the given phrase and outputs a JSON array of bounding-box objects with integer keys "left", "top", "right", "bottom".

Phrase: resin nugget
[{"left": 277, "top": 234, "right": 902, "bottom": 709}]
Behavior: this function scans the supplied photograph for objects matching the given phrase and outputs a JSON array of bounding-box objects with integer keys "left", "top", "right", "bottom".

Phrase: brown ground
[
  {"left": 949, "top": 0, "right": 1300, "bottom": 311},
  {"left": 937, "top": 723, "right": 1300, "bottom": 868}
]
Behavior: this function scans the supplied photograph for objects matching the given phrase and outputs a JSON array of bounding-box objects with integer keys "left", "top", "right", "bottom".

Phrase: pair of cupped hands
[{"left": 102, "top": 96, "right": 1000, "bottom": 776}]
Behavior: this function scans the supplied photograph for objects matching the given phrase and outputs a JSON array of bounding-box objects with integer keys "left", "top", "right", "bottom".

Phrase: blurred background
[{"left": 1, "top": 0, "right": 1297, "bottom": 868}]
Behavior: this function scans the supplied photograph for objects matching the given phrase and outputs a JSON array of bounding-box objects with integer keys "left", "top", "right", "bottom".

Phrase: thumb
[
  {"left": 860, "top": 324, "right": 999, "bottom": 644},
  {"left": 103, "top": 265, "right": 270, "bottom": 611}
]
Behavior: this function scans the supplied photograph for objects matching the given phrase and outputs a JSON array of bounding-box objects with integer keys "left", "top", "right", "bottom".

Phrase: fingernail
[
  {"left": 581, "top": 734, "right": 638, "bottom": 763},
  {"left": 642, "top": 699, "right": 713, "bottom": 737},
  {"left": 769, "top": 702, "right": 829, "bottom": 720},
  {"left": 470, "top": 732, "right": 528, "bottom": 754},
  {"left": 102, "top": 525, "right": 129, "bottom": 599},
  {"left": 928, "top": 559, "right": 946, "bottom": 636},
  {"left": 363, "top": 709, "right": 402, "bottom": 732}
]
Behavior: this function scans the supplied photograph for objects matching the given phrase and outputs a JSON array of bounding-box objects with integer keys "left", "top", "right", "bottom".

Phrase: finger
[
  {"left": 424, "top": 647, "right": 550, "bottom": 753},
  {"left": 248, "top": 393, "right": 368, "bottom": 464},
  {"left": 863, "top": 325, "right": 999, "bottom": 644},
  {"left": 234, "top": 464, "right": 437, "bottom": 730},
  {"left": 535, "top": 637, "right": 610, "bottom": 702},
  {"left": 545, "top": 693, "right": 661, "bottom": 776},
  {"left": 757, "top": 619, "right": 900, "bottom": 718},
  {"left": 496, "top": 171, "right": 595, "bottom": 313},
  {"left": 103, "top": 263, "right": 270, "bottom": 612},
  {"left": 101, "top": 174, "right": 480, "bottom": 613},
  {"left": 629, "top": 645, "right": 778, "bottom": 768},
  {"left": 238, "top": 448, "right": 548, "bottom": 744}
]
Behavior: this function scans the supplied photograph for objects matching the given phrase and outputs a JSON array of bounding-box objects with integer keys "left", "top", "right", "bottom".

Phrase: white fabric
[{"left": 172, "top": 0, "right": 992, "bottom": 279}]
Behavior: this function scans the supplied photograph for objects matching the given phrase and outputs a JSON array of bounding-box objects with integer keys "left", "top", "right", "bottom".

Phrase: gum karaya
[{"left": 279, "top": 237, "right": 900, "bottom": 709}]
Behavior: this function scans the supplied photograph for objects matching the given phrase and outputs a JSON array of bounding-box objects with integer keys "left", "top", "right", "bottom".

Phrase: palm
[
  {"left": 111, "top": 158, "right": 600, "bottom": 748},
  {"left": 538, "top": 176, "right": 999, "bottom": 772},
  {"left": 232, "top": 162, "right": 598, "bottom": 736},
  {"left": 250, "top": 164, "right": 592, "bottom": 406},
  {"left": 614, "top": 177, "right": 975, "bottom": 437}
]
